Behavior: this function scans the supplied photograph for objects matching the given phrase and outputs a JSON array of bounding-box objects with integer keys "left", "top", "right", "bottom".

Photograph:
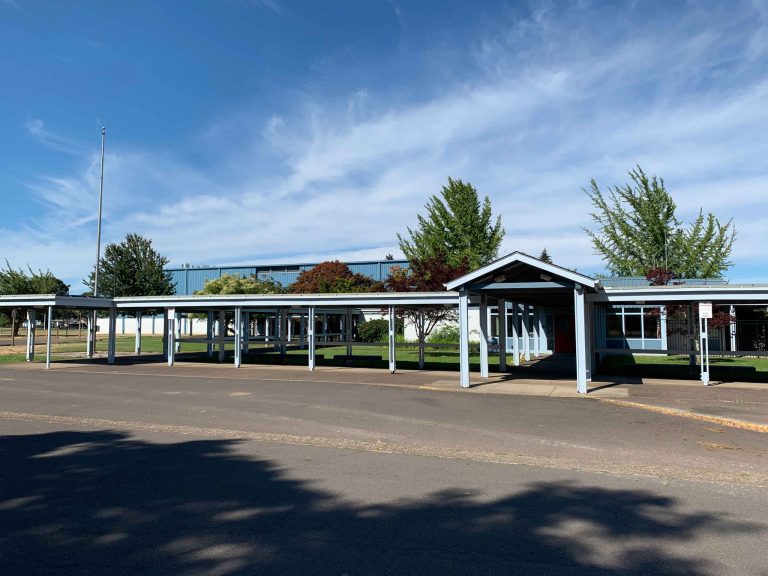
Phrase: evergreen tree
[
  {"left": 584, "top": 167, "right": 736, "bottom": 278},
  {"left": 398, "top": 177, "right": 504, "bottom": 271},
  {"left": 84, "top": 233, "right": 175, "bottom": 297},
  {"left": 538, "top": 248, "right": 553, "bottom": 264}
]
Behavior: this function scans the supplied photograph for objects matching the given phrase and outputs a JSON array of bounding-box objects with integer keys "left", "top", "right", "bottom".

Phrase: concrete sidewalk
[{"left": 434, "top": 374, "right": 768, "bottom": 430}]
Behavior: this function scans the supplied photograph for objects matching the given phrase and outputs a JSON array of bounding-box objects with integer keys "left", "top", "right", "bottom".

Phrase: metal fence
[{"left": 666, "top": 317, "right": 768, "bottom": 354}]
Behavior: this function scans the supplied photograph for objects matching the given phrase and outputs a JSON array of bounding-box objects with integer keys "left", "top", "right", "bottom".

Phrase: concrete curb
[{"left": 597, "top": 398, "right": 768, "bottom": 433}]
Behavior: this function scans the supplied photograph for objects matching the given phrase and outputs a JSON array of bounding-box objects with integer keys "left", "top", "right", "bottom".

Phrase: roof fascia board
[
  {"left": 0, "top": 295, "right": 113, "bottom": 309},
  {"left": 590, "top": 287, "right": 768, "bottom": 303},
  {"left": 114, "top": 292, "right": 458, "bottom": 309},
  {"left": 445, "top": 252, "right": 597, "bottom": 291}
]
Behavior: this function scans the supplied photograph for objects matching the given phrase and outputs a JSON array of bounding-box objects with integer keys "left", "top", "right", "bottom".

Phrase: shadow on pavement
[{"left": 0, "top": 430, "right": 760, "bottom": 575}]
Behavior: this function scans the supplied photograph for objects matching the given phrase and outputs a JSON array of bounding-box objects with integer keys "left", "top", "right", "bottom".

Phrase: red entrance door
[{"left": 554, "top": 314, "right": 576, "bottom": 353}]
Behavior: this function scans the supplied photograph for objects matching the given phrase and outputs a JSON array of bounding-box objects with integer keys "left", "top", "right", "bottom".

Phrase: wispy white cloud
[
  {"left": 7, "top": 0, "right": 768, "bottom": 286},
  {"left": 24, "top": 119, "right": 87, "bottom": 156}
]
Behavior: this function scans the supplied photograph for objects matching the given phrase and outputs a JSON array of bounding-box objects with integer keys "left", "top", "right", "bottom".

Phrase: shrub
[
  {"left": 427, "top": 323, "right": 460, "bottom": 344},
  {"left": 357, "top": 319, "right": 390, "bottom": 342}
]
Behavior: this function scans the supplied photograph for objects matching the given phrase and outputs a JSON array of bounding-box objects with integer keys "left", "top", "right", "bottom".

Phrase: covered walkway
[{"left": 5, "top": 251, "right": 768, "bottom": 393}]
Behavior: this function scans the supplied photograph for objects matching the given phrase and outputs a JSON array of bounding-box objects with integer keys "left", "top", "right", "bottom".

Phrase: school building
[{"left": 3, "top": 252, "right": 767, "bottom": 392}]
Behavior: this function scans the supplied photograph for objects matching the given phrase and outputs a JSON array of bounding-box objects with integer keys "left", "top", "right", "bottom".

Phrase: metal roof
[{"left": 592, "top": 284, "right": 768, "bottom": 303}]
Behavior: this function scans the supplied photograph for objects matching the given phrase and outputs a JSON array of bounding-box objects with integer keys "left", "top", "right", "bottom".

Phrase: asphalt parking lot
[{"left": 1, "top": 362, "right": 766, "bottom": 575}]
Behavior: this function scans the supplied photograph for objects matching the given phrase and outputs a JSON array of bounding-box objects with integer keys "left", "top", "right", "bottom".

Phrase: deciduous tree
[
  {"left": 385, "top": 255, "right": 469, "bottom": 365},
  {"left": 585, "top": 167, "right": 736, "bottom": 278},
  {"left": 0, "top": 261, "right": 69, "bottom": 337},
  {"left": 195, "top": 274, "right": 285, "bottom": 295},
  {"left": 289, "top": 261, "right": 383, "bottom": 293},
  {"left": 84, "top": 234, "right": 175, "bottom": 297}
]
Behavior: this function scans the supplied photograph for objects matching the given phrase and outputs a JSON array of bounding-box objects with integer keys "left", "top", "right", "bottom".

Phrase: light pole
[{"left": 89, "top": 127, "right": 106, "bottom": 357}]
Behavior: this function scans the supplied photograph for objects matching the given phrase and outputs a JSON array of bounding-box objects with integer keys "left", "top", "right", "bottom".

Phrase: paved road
[{"left": 1, "top": 363, "right": 766, "bottom": 575}]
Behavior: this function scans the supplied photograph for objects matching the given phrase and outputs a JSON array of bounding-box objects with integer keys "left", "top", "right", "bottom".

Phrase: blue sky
[{"left": 1, "top": 0, "right": 767, "bottom": 290}]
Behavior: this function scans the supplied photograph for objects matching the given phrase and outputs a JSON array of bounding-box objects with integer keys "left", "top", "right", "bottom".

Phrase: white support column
[
  {"left": 729, "top": 305, "right": 737, "bottom": 352},
  {"left": 345, "top": 307, "right": 353, "bottom": 358},
  {"left": 135, "top": 312, "right": 142, "bottom": 355},
  {"left": 243, "top": 311, "right": 250, "bottom": 354},
  {"left": 275, "top": 309, "right": 281, "bottom": 354},
  {"left": 287, "top": 313, "right": 292, "bottom": 342},
  {"left": 388, "top": 305, "right": 396, "bottom": 373},
  {"left": 418, "top": 310, "right": 426, "bottom": 369},
  {"left": 166, "top": 308, "right": 175, "bottom": 366},
  {"left": 479, "top": 294, "right": 489, "bottom": 378},
  {"left": 585, "top": 302, "right": 594, "bottom": 381},
  {"left": 574, "top": 286, "right": 588, "bottom": 394},
  {"left": 523, "top": 303, "right": 531, "bottom": 362},
  {"left": 86, "top": 311, "right": 94, "bottom": 358},
  {"left": 459, "top": 290, "right": 470, "bottom": 387},
  {"left": 45, "top": 305, "right": 53, "bottom": 369},
  {"left": 162, "top": 310, "right": 168, "bottom": 357},
  {"left": 533, "top": 307, "right": 540, "bottom": 357},
  {"left": 107, "top": 307, "right": 117, "bottom": 365},
  {"left": 322, "top": 314, "right": 328, "bottom": 343},
  {"left": 234, "top": 307, "right": 242, "bottom": 368},
  {"left": 308, "top": 306, "right": 316, "bottom": 370},
  {"left": 279, "top": 308, "right": 286, "bottom": 358},
  {"left": 206, "top": 311, "right": 214, "bottom": 357},
  {"left": 511, "top": 301, "right": 520, "bottom": 366},
  {"left": 175, "top": 312, "right": 181, "bottom": 353},
  {"left": 538, "top": 311, "right": 547, "bottom": 353},
  {"left": 151, "top": 314, "right": 156, "bottom": 335},
  {"left": 89, "top": 310, "right": 98, "bottom": 358},
  {"left": 26, "top": 309, "right": 36, "bottom": 362},
  {"left": 218, "top": 310, "right": 226, "bottom": 363},
  {"left": 498, "top": 299, "right": 507, "bottom": 371},
  {"left": 700, "top": 314, "right": 710, "bottom": 385}
]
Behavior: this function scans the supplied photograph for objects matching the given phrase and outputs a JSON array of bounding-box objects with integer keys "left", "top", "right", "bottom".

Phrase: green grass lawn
[
  {"left": 1, "top": 334, "right": 495, "bottom": 371},
  {"left": 0, "top": 335, "right": 488, "bottom": 371},
  {"left": 602, "top": 354, "right": 768, "bottom": 382},
  {"left": 11, "top": 334, "right": 764, "bottom": 382}
]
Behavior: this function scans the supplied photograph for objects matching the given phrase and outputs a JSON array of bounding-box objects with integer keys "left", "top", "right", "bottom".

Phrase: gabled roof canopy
[{"left": 445, "top": 251, "right": 598, "bottom": 293}]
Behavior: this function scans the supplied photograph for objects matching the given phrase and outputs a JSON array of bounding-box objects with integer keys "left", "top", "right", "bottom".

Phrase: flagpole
[{"left": 90, "top": 127, "right": 106, "bottom": 356}]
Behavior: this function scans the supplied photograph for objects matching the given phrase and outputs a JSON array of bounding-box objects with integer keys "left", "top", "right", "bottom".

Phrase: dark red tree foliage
[{"left": 289, "top": 261, "right": 383, "bottom": 294}]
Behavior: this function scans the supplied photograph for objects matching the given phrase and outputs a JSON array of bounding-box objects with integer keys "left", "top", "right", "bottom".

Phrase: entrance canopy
[
  {"left": 445, "top": 252, "right": 600, "bottom": 392},
  {"left": 446, "top": 251, "right": 598, "bottom": 302}
]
